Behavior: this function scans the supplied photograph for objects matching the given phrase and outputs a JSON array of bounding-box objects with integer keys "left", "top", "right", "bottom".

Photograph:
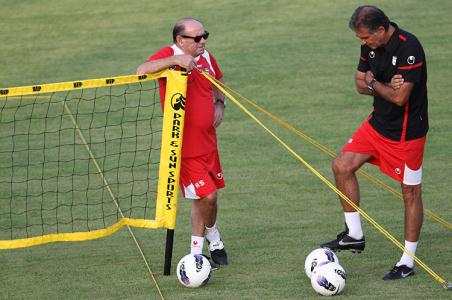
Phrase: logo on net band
[{"left": 171, "top": 93, "right": 186, "bottom": 111}]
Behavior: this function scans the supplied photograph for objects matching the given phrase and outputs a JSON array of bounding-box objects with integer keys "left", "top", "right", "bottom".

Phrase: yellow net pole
[
  {"left": 151, "top": 70, "right": 188, "bottom": 276},
  {"left": 155, "top": 70, "right": 188, "bottom": 230}
]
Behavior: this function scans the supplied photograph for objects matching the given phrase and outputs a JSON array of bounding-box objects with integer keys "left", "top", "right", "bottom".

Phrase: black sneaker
[
  {"left": 383, "top": 264, "right": 415, "bottom": 280},
  {"left": 208, "top": 240, "right": 228, "bottom": 266},
  {"left": 201, "top": 254, "right": 219, "bottom": 271},
  {"left": 321, "top": 227, "right": 365, "bottom": 253}
]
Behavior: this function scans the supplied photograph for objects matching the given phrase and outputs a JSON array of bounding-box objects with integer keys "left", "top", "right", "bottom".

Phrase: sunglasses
[{"left": 181, "top": 31, "right": 209, "bottom": 43}]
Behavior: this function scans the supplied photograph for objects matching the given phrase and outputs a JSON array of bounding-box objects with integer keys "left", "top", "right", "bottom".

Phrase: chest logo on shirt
[
  {"left": 407, "top": 56, "right": 416, "bottom": 64},
  {"left": 369, "top": 51, "right": 375, "bottom": 58},
  {"left": 392, "top": 56, "right": 397, "bottom": 66}
]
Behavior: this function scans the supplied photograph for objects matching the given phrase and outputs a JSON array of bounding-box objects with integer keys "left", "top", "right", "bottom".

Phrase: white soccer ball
[
  {"left": 176, "top": 254, "right": 212, "bottom": 288},
  {"left": 310, "top": 261, "right": 347, "bottom": 296},
  {"left": 304, "top": 248, "right": 339, "bottom": 278}
]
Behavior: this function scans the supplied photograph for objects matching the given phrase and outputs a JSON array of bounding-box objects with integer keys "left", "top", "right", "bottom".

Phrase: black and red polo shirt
[{"left": 358, "top": 22, "right": 428, "bottom": 141}]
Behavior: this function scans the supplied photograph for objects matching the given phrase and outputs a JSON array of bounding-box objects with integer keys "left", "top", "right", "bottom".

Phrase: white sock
[
  {"left": 190, "top": 236, "right": 204, "bottom": 255},
  {"left": 205, "top": 222, "right": 221, "bottom": 243},
  {"left": 396, "top": 240, "right": 418, "bottom": 268},
  {"left": 344, "top": 212, "right": 363, "bottom": 239}
]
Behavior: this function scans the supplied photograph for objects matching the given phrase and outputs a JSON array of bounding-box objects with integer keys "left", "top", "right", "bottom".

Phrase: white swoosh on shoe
[
  {"left": 401, "top": 271, "right": 413, "bottom": 277},
  {"left": 338, "top": 240, "right": 363, "bottom": 246}
]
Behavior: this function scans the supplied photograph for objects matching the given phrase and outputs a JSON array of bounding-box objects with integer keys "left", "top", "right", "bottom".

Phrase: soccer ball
[
  {"left": 310, "top": 261, "right": 347, "bottom": 296},
  {"left": 176, "top": 254, "right": 212, "bottom": 288},
  {"left": 304, "top": 248, "right": 339, "bottom": 278}
]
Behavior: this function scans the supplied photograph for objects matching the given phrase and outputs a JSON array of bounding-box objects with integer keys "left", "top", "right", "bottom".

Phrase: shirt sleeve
[
  {"left": 146, "top": 46, "right": 174, "bottom": 62},
  {"left": 396, "top": 41, "right": 425, "bottom": 84},
  {"left": 208, "top": 53, "right": 223, "bottom": 80},
  {"left": 357, "top": 46, "right": 370, "bottom": 73}
]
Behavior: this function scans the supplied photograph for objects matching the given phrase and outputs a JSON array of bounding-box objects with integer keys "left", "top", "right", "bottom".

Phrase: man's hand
[
  {"left": 173, "top": 55, "right": 196, "bottom": 71},
  {"left": 355, "top": 71, "right": 412, "bottom": 106},
  {"left": 136, "top": 54, "right": 196, "bottom": 74},
  {"left": 365, "top": 70, "right": 375, "bottom": 85},
  {"left": 389, "top": 74, "right": 404, "bottom": 90},
  {"left": 213, "top": 101, "right": 225, "bottom": 128}
]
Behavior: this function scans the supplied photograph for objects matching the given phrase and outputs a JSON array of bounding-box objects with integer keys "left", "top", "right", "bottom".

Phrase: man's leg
[
  {"left": 383, "top": 184, "right": 423, "bottom": 280},
  {"left": 189, "top": 192, "right": 217, "bottom": 255},
  {"left": 333, "top": 152, "right": 370, "bottom": 212},
  {"left": 321, "top": 152, "right": 370, "bottom": 252},
  {"left": 190, "top": 191, "right": 228, "bottom": 265},
  {"left": 181, "top": 150, "right": 226, "bottom": 266},
  {"left": 191, "top": 191, "right": 218, "bottom": 237},
  {"left": 401, "top": 183, "right": 423, "bottom": 243}
]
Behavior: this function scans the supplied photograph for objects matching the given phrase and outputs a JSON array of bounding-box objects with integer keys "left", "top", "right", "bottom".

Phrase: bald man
[{"left": 137, "top": 18, "right": 228, "bottom": 267}]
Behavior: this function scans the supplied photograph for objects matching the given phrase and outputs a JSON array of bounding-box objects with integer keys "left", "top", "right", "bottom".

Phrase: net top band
[{"left": 0, "top": 71, "right": 170, "bottom": 98}]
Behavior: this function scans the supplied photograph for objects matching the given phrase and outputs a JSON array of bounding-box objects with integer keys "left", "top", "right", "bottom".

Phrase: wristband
[
  {"left": 216, "top": 98, "right": 226, "bottom": 107},
  {"left": 367, "top": 78, "right": 377, "bottom": 92}
]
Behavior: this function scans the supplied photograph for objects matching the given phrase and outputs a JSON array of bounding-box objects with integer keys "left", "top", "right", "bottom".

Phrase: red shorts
[
  {"left": 179, "top": 150, "right": 225, "bottom": 199},
  {"left": 342, "top": 121, "right": 426, "bottom": 185}
]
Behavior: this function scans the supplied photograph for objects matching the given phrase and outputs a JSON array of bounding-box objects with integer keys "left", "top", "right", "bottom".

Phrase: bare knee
[
  {"left": 401, "top": 184, "right": 422, "bottom": 202},
  {"left": 201, "top": 192, "right": 218, "bottom": 208},
  {"left": 332, "top": 152, "right": 370, "bottom": 176},
  {"left": 332, "top": 155, "right": 354, "bottom": 176}
]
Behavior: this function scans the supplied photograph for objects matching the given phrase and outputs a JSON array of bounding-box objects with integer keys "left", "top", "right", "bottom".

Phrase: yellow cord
[
  {"left": 201, "top": 72, "right": 450, "bottom": 288},
  {"left": 221, "top": 83, "right": 452, "bottom": 231}
]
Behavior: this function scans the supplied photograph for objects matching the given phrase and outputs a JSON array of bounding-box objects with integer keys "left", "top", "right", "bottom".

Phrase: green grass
[{"left": 1, "top": 0, "right": 451, "bottom": 299}]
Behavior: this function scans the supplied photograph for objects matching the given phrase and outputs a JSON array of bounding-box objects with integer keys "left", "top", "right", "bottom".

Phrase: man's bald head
[{"left": 172, "top": 18, "right": 203, "bottom": 42}]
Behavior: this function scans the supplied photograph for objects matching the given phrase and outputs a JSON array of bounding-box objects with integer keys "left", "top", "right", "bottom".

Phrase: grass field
[{"left": 1, "top": 0, "right": 451, "bottom": 299}]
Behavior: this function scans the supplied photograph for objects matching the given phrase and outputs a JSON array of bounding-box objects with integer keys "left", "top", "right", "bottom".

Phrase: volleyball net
[{"left": 0, "top": 70, "right": 187, "bottom": 251}]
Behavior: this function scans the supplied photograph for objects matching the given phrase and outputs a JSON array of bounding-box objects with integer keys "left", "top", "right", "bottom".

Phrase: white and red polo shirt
[{"left": 147, "top": 45, "right": 223, "bottom": 158}]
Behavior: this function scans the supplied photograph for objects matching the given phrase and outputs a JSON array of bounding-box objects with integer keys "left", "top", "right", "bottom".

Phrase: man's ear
[{"left": 175, "top": 35, "right": 183, "bottom": 45}]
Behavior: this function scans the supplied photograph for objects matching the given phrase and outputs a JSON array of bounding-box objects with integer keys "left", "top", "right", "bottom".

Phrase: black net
[{"left": 0, "top": 80, "right": 162, "bottom": 240}]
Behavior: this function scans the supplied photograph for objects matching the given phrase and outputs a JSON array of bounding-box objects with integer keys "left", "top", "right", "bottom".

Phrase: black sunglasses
[{"left": 181, "top": 31, "right": 209, "bottom": 43}]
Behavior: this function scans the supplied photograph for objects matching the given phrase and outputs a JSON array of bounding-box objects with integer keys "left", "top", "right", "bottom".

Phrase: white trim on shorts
[
  {"left": 403, "top": 164, "right": 422, "bottom": 185},
  {"left": 183, "top": 183, "right": 200, "bottom": 199}
]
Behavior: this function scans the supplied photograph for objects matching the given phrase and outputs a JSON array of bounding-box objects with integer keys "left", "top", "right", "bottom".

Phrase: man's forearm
[
  {"left": 356, "top": 79, "right": 374, "bottom": 96},
  {"left": 213, "top": 78, "right": 225, "bottom": 102},
  {"left": 370, "top": 79, "right": 410, "bottom": 106},
  {"left": 136, "top": 57, "right": 177, "bottom": 74}
]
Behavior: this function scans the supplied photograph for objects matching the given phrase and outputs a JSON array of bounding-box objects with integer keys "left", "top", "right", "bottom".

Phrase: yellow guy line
[
  {"left": 201, "top": 72, "right": 450, "bottom": 289},
  {"left": 220, "top": 84, "right": 452, "bottom": 231}
]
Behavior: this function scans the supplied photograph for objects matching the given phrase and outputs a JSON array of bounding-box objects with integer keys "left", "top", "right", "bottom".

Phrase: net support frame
[
  {"left": 154, "top": 70, "right": 188, "bottom": 275},
  {"left": 0, "top": 70, "right": 188, "bottom": 277}
]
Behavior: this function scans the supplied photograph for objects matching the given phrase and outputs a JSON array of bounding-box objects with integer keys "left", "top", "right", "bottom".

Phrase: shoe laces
[
  {"left": 390, "top": 265, "right": 401, "bottom": 274},
  {"left": 336, "top": 230, "right": 348, "bottom": 240},
  {"left": 208, "top": 240, "right": 224, "bottom": 251}
]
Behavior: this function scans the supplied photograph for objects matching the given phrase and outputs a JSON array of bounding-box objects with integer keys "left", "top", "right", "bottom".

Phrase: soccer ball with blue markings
[
  {"left": 310, "top": 261, "right": 347, "bottom": 296},
  {"left": 304, "top": 248, "right": 339, "bottom": 279},
  {"left": 176, "top": 254, "right": 212, "bottom": 288}
]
